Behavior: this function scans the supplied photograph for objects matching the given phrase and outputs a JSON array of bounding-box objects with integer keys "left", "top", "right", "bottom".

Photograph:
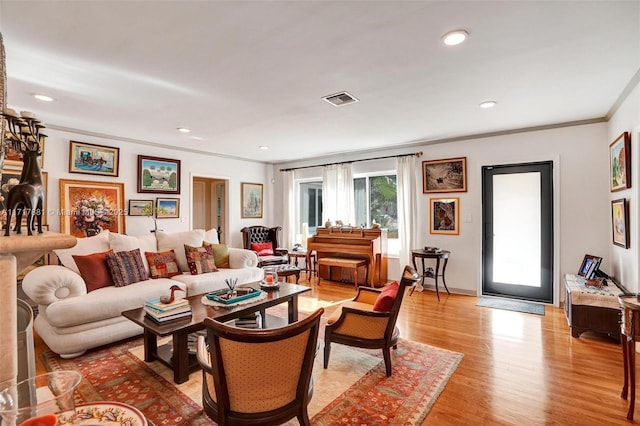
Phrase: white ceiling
[{"left": 1, "top": 1, "right": 639, "bottom": 164}]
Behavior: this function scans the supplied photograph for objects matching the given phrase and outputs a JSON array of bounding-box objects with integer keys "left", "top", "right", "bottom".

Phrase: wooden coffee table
[{"left": 121, "top": 282, "right": 312, "bottom": 384}]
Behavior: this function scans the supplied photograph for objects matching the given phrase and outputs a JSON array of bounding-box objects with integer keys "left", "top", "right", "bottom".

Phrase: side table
[
  {"left": 288, "top": 250, "right": 316, "bottom": 278},
  {"left": 619, "top": 295, "right": 640, "bottom": 420},
  {"left": 410, "top": 249, "right": 451, "bottom": 300}
]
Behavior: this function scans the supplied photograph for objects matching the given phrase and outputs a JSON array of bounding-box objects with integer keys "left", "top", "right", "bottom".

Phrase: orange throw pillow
[
  {"left": 72, "top": 250, "right": 115, "bottom": 292},
  {"left": 373, "top": 281, "right": 399, "bottom": 312},
  {"left": 145, "top": 250, "right": 181, "bottom": 278},
  {"left": 251, "top": 242, "right": 274, "bottom": 256}
]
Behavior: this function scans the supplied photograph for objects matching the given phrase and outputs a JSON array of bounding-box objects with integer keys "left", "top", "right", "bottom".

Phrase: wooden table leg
[
  {"left": 434, "top": 257, "right": 441, "bottom": 301},
  {"left": 441, "top": 257, "right": 451, "bottom": 294},
  {"left": 289, "top": 295, "right": 299, "bottom": 323},
  {"left": 172, "top": 332, "right": 190, "bottom": 384},
  {"left": 143, "top": 330, "right": 158, "bottom": 362},
  {"left": 628, "top": 337, "right": 636, "bottom": 420},
  {"left": 622, "top": 334, "right": 629, "bottom": 400}
]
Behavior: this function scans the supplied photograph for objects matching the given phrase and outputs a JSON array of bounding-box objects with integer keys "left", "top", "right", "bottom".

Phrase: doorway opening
[
  {"left": 481, "top": 161, "right": 554, "bottom": 303},
  {"left": 192, "top": 176, "right": 227, "bottom": 243}
]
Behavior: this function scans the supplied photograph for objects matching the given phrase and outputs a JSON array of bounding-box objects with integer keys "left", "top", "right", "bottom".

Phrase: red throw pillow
[
  {"left": 145, "top": 250, "right": 181, "bottom": 278},
  {"left": 251, "top": 242, "right": 274, "bottom": 256},
  {"left": 72, "top": 250, "right": 115, "bottom": 292},
  {"left": 373, "top": 281, "right": 399, "bottom": 312}
]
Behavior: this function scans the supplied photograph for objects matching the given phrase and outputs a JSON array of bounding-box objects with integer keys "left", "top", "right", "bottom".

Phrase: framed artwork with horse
[{"left": 69, "top": 140, "right": 120, "bottom": 177}]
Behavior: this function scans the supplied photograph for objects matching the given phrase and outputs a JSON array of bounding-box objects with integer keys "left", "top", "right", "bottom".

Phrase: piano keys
[{"left": 306, "top": 227, "right": 387, "bottom": 287}]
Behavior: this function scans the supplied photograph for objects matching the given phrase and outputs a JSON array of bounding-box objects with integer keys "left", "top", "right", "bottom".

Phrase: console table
[
  {"left": 0, "top": 232, "right": 76, "bottom": 387},
  {"left": 410, "top": 249, "right": 451, "bottom": 300},
  {"left": 619, "top": 295, "right": 640, "bottom": 420}
]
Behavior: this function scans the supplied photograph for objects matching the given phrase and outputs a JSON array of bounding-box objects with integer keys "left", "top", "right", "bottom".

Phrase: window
[
  {"left": 299, "top": 181, "right": 323, "bottom": 234},
  {"left": 354, "top": 174, "right": 398, "bottom": 238}
]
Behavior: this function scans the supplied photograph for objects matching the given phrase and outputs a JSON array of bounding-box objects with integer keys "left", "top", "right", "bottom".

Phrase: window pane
[
  {"left": 299, "top": 181, "right": 323, "bottom": 234},
  {"left": 369, "top": 175, "right": 397, "bottom": 238},
  {"left": 354, "top": 178, "right": 366, "bottom": 227}
]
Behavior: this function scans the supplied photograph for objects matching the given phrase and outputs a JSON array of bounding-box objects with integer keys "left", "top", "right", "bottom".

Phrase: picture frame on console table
[
  {"left": 241, "top": 182, "right": 263, "bottom": 218},
  {"left": 59, "top": 179, "right": 125, "bottom": 237},
  {"left": 137, "top": 155, "right": 181, "bottom": 194},
  {"left": 611, "top": 198, "right": 629, "bottom": 248},
  {"left": 429, "top": 197, "right": 459, "bottom": 235},
  {"left": 69, "top": 140, "right": 120, "bottom": 177},
  {"left": 577, "top": 254, "right": 602, "bottom": 279},
  {"left": 609, "top": 132, "right": 631, "bottom": 192}
]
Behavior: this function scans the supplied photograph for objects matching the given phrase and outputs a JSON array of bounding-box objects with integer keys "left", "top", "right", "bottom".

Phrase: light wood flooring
[{"left": 33, "top": 273, "right": 635, "bottom": 425}]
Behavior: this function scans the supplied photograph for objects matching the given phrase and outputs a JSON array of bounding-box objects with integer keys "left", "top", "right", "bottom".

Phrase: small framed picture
[
  {"left": 577, "top": 254, "right": 602, "bottom": 279},
  {"left": 241, "top": 182, "right": 263, "bottom": 218},
  {"left": 69, "top": 140, "right": 120, "bottom": 177},
  {"left": 156, "top": 198, "right": 180, "bottom": 218},
  {"left": 609, "top": 132, "right": 631, "bottom": 192},
  {"left": 423, "top": 157, "right": 467, "bottom": 193},
  {"left": 429, "top": 197, "right": 459, "bottom": 235},
  {"left": 128, "top": 199, "right": 153, "bottom": 216},
  {"left": 611, "top": 198, "right": 629, "bottom": 248}
]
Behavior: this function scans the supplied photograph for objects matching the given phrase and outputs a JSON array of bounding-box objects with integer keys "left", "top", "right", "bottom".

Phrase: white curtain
[
  {"left": 282, "top": 170, "right": 295, "bottom": 248},
  {"left": 322, "top": 163, "right": 355, "bottom": 226},
  {"left": 397, "top": 155, "right": 419, "bottom": 272}
]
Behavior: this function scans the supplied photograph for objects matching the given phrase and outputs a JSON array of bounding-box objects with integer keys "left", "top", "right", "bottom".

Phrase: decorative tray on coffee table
[{"left": 206, "top": 287, "right": 262, "bottom": 304}]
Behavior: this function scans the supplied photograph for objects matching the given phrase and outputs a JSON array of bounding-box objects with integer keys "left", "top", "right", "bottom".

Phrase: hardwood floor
[{"left": 34, "top": 274, "right": 634, "bottom": 425}]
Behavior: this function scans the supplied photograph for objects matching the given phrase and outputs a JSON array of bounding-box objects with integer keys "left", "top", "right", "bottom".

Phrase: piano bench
[{"left": 317, "top": 257, "right": 369, "bottom": 288}]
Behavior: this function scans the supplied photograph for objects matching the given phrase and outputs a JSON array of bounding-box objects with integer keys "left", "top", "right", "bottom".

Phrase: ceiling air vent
[{"left": 322, "top": 91, "right": 359, "bottom": 107}]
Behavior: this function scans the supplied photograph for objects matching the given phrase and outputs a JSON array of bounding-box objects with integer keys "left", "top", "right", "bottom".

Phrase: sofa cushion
[
  {"left": 251, "top": 242, "right": 274, "bottom": 256},
  {"left": 373, "top": 281, "right": 399, "bottom": 312},
  {"left": 53, "top": 230, "right": 110, "bottom": 274},
  {"left": 106, "top": 249, "right": 149, "bottom": 287},
  {"left": 204, "top": 228, "right": 219, "bottom": 244},
  {"left": 145, "top": 250, "right": 181, "bottom": 278},
  {"left": 156, "top": 229, "right": 205, "bottom": 272},
  {"left": 172, "top": 266, "right": 263, "bottom": 296},
  {"left": 185, "top": 243, "right": 218, "bottom": 275},
  {"left": 109, "top": 232, "right": 157, "bottom": 274},
  {"left": 44, "top": 278, "right": 187, "bottom": 328},
  {"left": 210, "top": 243, "right": 230, "bottom": 268},
  {"left": 72, "top": 250, "right": 115, "bottom": 292}
]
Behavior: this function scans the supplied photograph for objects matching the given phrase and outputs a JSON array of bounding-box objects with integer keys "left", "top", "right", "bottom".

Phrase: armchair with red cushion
[{"left": 240, "top": 225, "right": 289, "bottom": 267}]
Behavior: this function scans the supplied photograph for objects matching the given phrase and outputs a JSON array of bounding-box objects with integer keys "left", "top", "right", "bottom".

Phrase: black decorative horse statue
[{"left": 4, "top": 141, "right": 44, "bottom": 236}]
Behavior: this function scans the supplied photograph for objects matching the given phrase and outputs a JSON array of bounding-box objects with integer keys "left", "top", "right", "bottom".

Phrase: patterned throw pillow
[
  {"left": 105, "top": 249, "right": 149, "bottom": 287},
  {"left": 251, "top": 242, "right": 274, "bottom": 256},
  {"left": 185, "top": 243, "right": 218, "bottom": 275},
  {"left": 145, "top": 250, "right": 181, "bottom": 278}
]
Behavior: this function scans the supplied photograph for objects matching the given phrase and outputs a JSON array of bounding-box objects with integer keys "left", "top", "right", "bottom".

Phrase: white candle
[
  {"left": 20, "top": 111, "right": 35, "bottom": 118},
  {"left": 2, "top": 108, "right": 18, "bottom": 117}
]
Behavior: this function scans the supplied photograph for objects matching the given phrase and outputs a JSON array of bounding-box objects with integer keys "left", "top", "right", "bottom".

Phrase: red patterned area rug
[{"left": 42, "top": 335, "right": 462, "bottom": 426}]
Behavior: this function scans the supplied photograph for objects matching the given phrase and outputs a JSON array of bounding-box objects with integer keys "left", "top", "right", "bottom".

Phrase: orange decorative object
[
  {"left": 19, "top": 414, "right": 58, "bottom": 426},
  {"left": 265, "top": 274, "right": 274, "bottom": 283}
]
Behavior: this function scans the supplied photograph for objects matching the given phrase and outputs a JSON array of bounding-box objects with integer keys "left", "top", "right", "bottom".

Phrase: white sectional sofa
[{"left": 22, "top": 229, "right": 262, "bottom": 358}]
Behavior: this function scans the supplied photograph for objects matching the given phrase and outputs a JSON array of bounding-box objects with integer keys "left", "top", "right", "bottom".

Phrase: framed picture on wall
[
  {"left": 59, "top": 179, "right": 125, "bottom": 237},
  {"left": 156, "top": 198, "right": 180, "bottom": 218},
  {"left": 69, "top": 140, "right": 120, "bottom": 176},
  {"left": 128, "top": 199, "right": 153, "bottom": 216},
  {"left": 137, "top": 155, "right": 181, "bottom": 194},
  {"left": 241, "top": 182, "right": 263, "bottom": 218},
  {"left": 609, "top": 132, "right": 631, "bottom": 192},
  {"left": 423, "top": 157, "right": 467, "bottom": 193},
  {"left": 611, "top": 198, "right": 629, "bottom": 248},
  {"left": 429, "top": 197, "right": 459, "bottom": 235}
]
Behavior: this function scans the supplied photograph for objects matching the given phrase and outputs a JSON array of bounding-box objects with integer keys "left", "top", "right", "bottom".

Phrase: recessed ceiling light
[
  {"left": 479, "top": 101, "right": 497, "bottom": 109},
  {"left": 177, "top": 127, "right": 191, "bottom": 133},
  {"left": 442, "top": 30, "right": 469, "bottom": 46},
  {"left": 32, "top": 94, "right": 54, "bottom": 102},
  {"left": 259, "top": 146, "right": 269, "bottom": 150}
]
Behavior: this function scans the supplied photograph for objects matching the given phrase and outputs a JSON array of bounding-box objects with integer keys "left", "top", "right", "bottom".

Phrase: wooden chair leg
[
  {"left": 382, "top": 347, "right": 392, "bottom": 377},
  {"left": 628, "top": 338, "right": 636, "bottom": 420},
  {"left": 298, "top": 409, "right": 311, "bottom": 426},
  {"left": 622, "top": 334, "right": 629, "bottom": 400},
  {"left": 323, "top": 342, "right": 331, "bottom": 369}
]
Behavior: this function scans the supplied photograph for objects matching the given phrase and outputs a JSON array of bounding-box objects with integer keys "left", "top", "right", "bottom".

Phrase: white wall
[
  {"left": 274, "top": 122, "right": 610, "bottom": 304},
  {"left": 607, "top": 80, "right": 640, "bottom": 292},
  {"left": 41, "top": 128, "right": 271, "bottom": 248}
]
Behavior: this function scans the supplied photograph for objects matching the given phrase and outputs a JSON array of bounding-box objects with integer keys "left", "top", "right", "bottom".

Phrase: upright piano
[{"left": 306, "top": 227, "right": 387, "bottom": 287}]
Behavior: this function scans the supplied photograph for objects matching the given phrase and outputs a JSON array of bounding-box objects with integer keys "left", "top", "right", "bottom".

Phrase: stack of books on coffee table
[{"left": 144, "top": 298, "right": 192, "bottom": 323}]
